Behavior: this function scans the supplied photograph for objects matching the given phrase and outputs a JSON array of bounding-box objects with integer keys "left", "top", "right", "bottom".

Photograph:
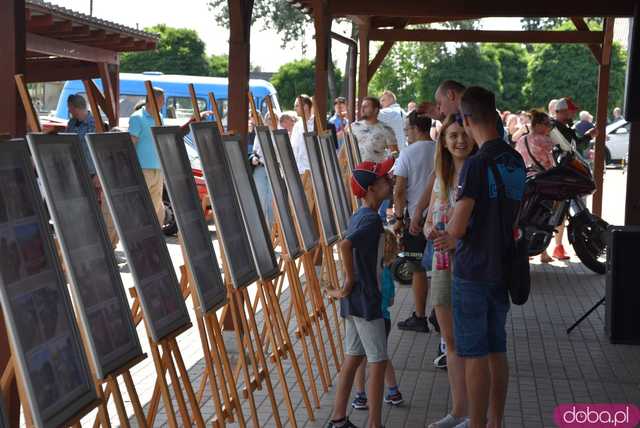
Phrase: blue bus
[{"left": 53, "top": 72, "right": 281, "bottom": 127}]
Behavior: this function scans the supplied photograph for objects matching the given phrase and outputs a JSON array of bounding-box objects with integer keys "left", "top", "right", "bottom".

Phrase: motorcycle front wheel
[{"left": 569, "top": 213, "right": 609, "bottom": 274}]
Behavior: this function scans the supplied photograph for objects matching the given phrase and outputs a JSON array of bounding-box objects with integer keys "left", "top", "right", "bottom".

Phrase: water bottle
[{"left": 434, "top": 212, "right": 450, "bottom": 271}]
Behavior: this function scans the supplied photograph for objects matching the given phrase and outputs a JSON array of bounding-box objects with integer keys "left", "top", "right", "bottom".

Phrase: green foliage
[
  {"left": 120, "top": 25, "right": 210, "bottom": 76},
  {"left": 418, "top": 44, "right": 501, "bottom": 103},
  {"left": 270, "top": 59, "right": 343, "bottom": 110},
  {"left": 520, "top": 18, "right": 568, "bottom": 31},
  {"left": 482, "top": 44, "right": 528, "bottom": 111},
  {"left": 208, "top": 54, "right": 229, "bottom": 77}
]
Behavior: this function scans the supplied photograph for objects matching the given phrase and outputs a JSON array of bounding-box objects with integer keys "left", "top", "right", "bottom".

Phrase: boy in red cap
[{"left": 326, "top": 158, "right": 394, "bottom": 428}]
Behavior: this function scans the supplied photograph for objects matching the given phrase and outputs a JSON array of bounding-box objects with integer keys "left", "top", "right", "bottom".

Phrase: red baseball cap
[{"left": 350, "top": 158, "right": 394, "bottom": 198}]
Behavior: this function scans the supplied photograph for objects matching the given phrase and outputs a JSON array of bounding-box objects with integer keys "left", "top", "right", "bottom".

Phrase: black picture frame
[
  {"left": 151, "top": 126, "right": 227, "bottom": 314},
  {"left": 272, "top": 130, "right": 319, "bottom": 252},
  {"left": 189, "top": 122, "right": 258, "bottom": 289},
  {"left": 86, "top": 132, "right": 191, "bottom": 342},
  {"left": 255, "top": 126, "right": 302, "bottom": 259},
  {"left": 26, "top": 133, "right": 144, "bottom": 380},
  {"left": 303, "top": 132, "right": 339, "bottom": 246},
  {"left": 0, "top": 139, "right": 97, "bottom": 428},
  {"left": 222, "top": 135, "right": 280, "bottom": 281},
  {"left": 318, "top": 131, "right": 351, "bottom": 237}
]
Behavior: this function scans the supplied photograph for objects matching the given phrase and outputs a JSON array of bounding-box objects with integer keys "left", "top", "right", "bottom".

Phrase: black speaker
[
  {"left": 605, "top": 226, "right": 640, "bottom": 344},
  {"left": 624, "top": 7, "right": 640, "bottom": 121}
]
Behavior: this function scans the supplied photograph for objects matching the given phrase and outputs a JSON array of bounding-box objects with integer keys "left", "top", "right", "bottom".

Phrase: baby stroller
[{"left": 390, "top": 212, "right": 426, "bottom": 285}]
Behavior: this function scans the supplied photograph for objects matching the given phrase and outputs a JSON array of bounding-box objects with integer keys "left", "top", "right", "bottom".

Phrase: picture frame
[
  {"left": 303, "top": 132, "right": 339, "bottom": 246},
  {"left": 26, "top": 133, "right": 144, "bottom": 380},
  {"left": 318, "top": 131, "right": 351, "bottom": 237},
  {"left": 189, "top": 122, "right": 258, "bottom": 289},
  {"left": 272, "top": 130, "right": 319, "bottom": 252},
  {"left": 222, "top": 135, "right": 280, "bottom": 281},
  {"left": 255, "top": 126, "right": 302, "bottom": 259},
  {"left": 151, "top": 126, "right": 227, "bottom": 314},
  {"left": 85, "top": 132, "right": 191, "bottom": 342},
  {"left": 0, "top": 139, "right": 97, "bottom": 428}
]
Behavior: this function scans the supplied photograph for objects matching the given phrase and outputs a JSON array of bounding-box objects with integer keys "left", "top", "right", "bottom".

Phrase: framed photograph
[
  {"left": 222, "top": 136, "right": 279, "bottom": 281},
  {"left": 189, "top": 122, "right": 258, "bottom": 289},
  {"left": 303, "top": 132, "right": 339, "bottom": 246},
  {"left": 318, "top": 132, "right": 351, "bottom": 237},
  {"left": 0, "top": 140, "right": 97, "bottom": 428},
  {"left": 86, "top": 132, "right": 191, "bottom": 342},
  {"left": 151, "top": 126, "right": 227, "bottom": 314},
  {"left": 26, "top": 134, "right": 144, "bottom": 380},
  {"left": 272, "top": 130, "right": 319, "bottom": 252},
  {"left": 255, "top": 126, "right": 302, "bottom": 259}
]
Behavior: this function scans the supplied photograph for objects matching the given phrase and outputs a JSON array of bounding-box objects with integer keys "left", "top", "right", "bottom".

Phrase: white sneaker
[{"left": 428, "top": 414, "right": 466, "bottom": 428}]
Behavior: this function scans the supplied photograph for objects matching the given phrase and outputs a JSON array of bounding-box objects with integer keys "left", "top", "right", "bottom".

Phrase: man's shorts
[
  {"left": 404, "top": 218, "right": 427, "bottom": 273},
  {"left": 452, "top": 277, "right": 510, "bottom": 358},
  {"left": 344, "top": 316, "right": 388, "bottom": 363}
]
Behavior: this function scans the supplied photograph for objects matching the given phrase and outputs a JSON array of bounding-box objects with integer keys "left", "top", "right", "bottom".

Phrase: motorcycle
[{"left": 520, "top": 128, "right": 609, "bottom": 274}]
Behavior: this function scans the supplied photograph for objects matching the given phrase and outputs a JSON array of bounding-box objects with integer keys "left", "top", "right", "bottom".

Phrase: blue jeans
[{"left": 452, "top": 277, "right": 509, "bottom": 357}]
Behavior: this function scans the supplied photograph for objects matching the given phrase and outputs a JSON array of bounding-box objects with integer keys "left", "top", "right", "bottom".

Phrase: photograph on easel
[
  {"left": 151, "top": 126, "right": 227, "bottom": 313},
  {"left": 190, "top": 121, "right": 258, "bottom": 288},
  {"left": 272, "top": 130, "right": 319, "bottom": 252},
  {"left": 27, "top": 134, "right": 143, "bottom": 379},
  {"left": 222, "top": 135, "right": 279, "bottom": 281},
  {"left": 318, "top": 131, "right": 352, "bottom": 236},
  {"left": 0, "top": 140, "right": 97, "bottom": 428},
  {"left": 86, "top": 132, "right": 191, "bottom": 342},
  {"left": 255, "top": 125, "right": 302, "bottom": 259},
  {"left": 303, "top": 132, "right": 339, "bottom": 245}
]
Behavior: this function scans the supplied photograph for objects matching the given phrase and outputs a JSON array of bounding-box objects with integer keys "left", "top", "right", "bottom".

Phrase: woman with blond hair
[{"left": 426, "top": 114, "right": 477, "bottom": 428}]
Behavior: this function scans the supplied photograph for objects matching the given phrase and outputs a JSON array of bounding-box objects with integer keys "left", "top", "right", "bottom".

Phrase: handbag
[{"left": 487, "top": 160, "right": 531, "bottom": 305}]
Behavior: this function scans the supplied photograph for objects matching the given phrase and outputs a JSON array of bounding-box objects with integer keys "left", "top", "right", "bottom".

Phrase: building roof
[{"left": 26, "top": 0, "right": 157, "bottom": 52}]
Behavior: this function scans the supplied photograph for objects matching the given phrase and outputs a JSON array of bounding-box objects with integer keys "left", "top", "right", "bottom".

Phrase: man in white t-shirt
[
  {"left": 378, "top": 90, "right": 406, "bottom": 151},
  {"left": 393, "top": 110, "right": 436, "bottom": 333},
  {"left": 351, "top": 97, "right": 398, "bottom": 162},
  {"left": 289, "top": 94, "right": 315, "bottom": 173}
]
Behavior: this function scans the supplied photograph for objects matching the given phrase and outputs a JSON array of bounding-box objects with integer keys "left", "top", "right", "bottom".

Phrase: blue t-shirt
[
  {"left": 340, "top": 207, "right": 384, "bottom": 321},
  {"left": 128, "top": 107, "right": 162, "bottom": 169},
  {"left": 454, "top": 139, "right": 526, "bottom": 283},
  {"left": 380, "top": 266, "right": 395, "bottom": 320}
]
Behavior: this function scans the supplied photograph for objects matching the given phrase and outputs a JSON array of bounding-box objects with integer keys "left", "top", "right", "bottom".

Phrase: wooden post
[
  {"left": 144, "top": 81, "right": 163, "bottom": 126},
  {"left": 14, "top": 74, "right": 41, "bottom": 132},
  {"left": 357, "top": 18, "right": 370, "bottom": 115},
  {"left": 188, "top": 83, "right": 202, "bottom": 121},
  {"left": 592, "top": 17, "right": 614, "bottom": 217},
  {"left": 208, "top": 92, "right": 226, "bottom": 135},
  {"left": 312, "top": 0, "right": 330, "bottom": 130},
  {"left": 228, "top": 0, "right": 253, "bottom": 136},
  {"left": 0, "top": 0, "right": 25, "bottom": 138}
]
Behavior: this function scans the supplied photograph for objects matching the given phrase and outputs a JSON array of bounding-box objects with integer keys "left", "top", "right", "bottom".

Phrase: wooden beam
[
  {"left": 1, "top": 0, "right": 26, "bottom": 138},
  {"left": 357, "top": 18, "right": 370, "bottom": 111},
  {"left": 367, "top": 41, "right": 393, "bottom": 81},
  {"left": 82, "top": 80, "right": 106, "bottom": 133},
  {"left": 56, "top": 26, "right": 93, "bottom": 39},
  {"left": 26, "top": 32, "right": 118, "bottom": 64},
  {"left": 30, "top": 20, "right": 72, "bottom": 35},
  {"left": 369, "top": 28, "right": 605, "bottom": 44},
  {"left": 26, "top": 14, "right": 53, "bottom": 32},
  {"left": 570, "top": 17, "right": 602, "bottom": 62},
  {"left": 591, "top": 17, "right": 615, "bottom": 217},
  {"left": 98, "top": 63, "right": 118, "bottom": 127},
  {"left": 24, "top": 58, "right": 99, "bottom": 82},
  {"left": 227, "top": 0, "right": 254, "bottom": 137},
  {"left": 14, "top": 74, "right": 41, "bottom": 132},
  {"left": 313, "top": 0, "right": 330, "bottom": 130}
]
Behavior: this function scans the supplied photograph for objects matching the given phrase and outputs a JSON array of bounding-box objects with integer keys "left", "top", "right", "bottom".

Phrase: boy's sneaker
[
  {"left": 327, "top": 417, "right": 358, "bottom": 428},
  {"left": 397, "top": 312, "right": 430, "bottom": 332},
  {"left": 351, "top": 394, "right": 368, "bottom": 410},
  {"left": 384, "top": 391, "right": 404, "bottom": 406},
  {"left": 428, "top": 309, "right": 440, "bottom": 333},
  {"left": 434, "top": 349, "right": 447, "bottom": 369}
]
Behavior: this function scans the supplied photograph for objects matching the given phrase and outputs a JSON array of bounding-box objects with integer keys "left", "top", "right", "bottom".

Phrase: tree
[
  {"left": 270, "top": 59, "right": 343, "bottom": 110},
  {"left": 524, "top": 21, "right": 627, "bottom": 114},
  {"left": 208, "top": 54, "right": 229, "bottom": 77},
  {"left": 418, "top": 44, "right": 501, "bottom": 102},
  {"left": 120, "top": 25, "right": 210, "bottom": 76},
  {"left": 481, "top": 44, "right": 528, "bottom": 111},
  {"left": 520, "top": 18, "right": 567, "bottom": 31}
]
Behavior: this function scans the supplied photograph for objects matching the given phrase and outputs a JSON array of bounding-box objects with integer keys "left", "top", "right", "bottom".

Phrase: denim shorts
[
  {"left": 452, "top": 277, "right": 510, "bottom": 357},
  {"left": 421, "top": 240, "right": 434, "bottom": 271}
]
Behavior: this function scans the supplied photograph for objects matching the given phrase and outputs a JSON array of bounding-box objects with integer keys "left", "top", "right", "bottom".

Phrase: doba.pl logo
[{"left": 554, "top": 404, "right": 640, "bottom": 427}]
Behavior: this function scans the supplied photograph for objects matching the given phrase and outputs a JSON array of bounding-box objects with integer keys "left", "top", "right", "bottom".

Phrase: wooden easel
[
  {"left": 250, "top": 95, "right": 332, "bottom": 408},
  {"left": 137, "top": 80, "right": 206, "bottom": 428},
  {"left": 13, "top": 76, "right": 144, "bottom": 428},
  {"left": 298, "top": 98, "right": 345, "bottom": 363}
]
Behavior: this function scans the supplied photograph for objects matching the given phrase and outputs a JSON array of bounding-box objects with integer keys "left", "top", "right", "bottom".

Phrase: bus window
[{"left": 166, "top": 96, "right": 207, "bottom": 119}]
